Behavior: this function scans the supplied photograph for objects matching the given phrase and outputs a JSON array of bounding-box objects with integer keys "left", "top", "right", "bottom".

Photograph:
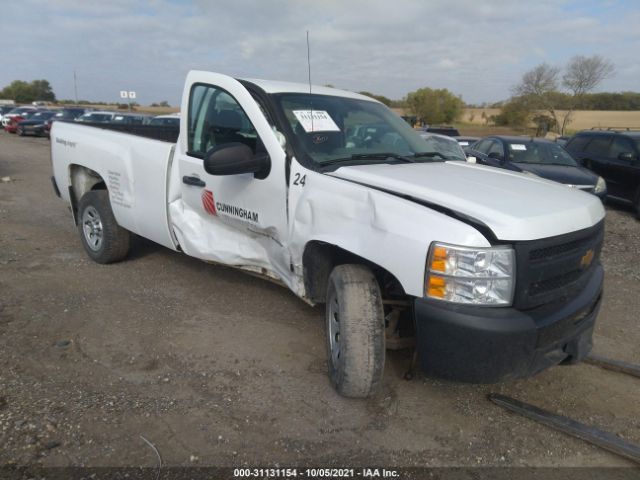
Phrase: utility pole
[{"left": 74, "top": 70, "right": 79, "bottom": 105}]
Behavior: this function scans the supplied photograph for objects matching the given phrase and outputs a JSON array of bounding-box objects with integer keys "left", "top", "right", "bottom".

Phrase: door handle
[{"left": 182, "top": 176, "right": 205, "bottom": 187}]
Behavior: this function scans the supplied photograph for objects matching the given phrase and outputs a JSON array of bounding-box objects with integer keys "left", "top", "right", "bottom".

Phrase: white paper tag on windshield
[
  {"left": 292, "top": 110, "right": 340, "bottom": 132},
  {"left": 511, "top": 144, "right": 527, "bottom": 151}
]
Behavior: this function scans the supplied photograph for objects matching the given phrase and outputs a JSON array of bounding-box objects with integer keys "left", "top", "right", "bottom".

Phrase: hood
[
  {"left": 328, "top": 161, "right": 605, "bottom": 241},
  {"left": 513, "top": 163, "right": 598, "bottom": 186}
]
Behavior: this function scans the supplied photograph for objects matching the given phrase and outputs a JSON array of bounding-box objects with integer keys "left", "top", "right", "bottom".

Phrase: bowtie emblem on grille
[{"left": 580, "top": 249, "right": 595, "bottom": 269}]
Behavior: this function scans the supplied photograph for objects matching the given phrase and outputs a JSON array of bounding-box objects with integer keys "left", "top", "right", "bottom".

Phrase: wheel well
[
  {"left": 68, "top": 164, "right": 106, "bottom": 222},
  {"left": 302, "top": 241, "right": 406, "bottom": 304}
]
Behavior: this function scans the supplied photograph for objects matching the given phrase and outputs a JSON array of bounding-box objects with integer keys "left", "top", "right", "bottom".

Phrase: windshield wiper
[
  {"left": 319, "top": 152, "right": 417, "bottom": 167},
  {"left": 410, "top": 151, "right": 447, "bottom": 160}
]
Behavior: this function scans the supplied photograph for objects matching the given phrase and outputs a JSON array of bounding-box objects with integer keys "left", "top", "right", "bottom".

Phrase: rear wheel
[
  {"left": 325, "top": 264, "right": 385, "bottom": 398},
  {"left": 77, "top": 190, "right": 130, "bottom": 264},
  {"left": 634, "top": 188, "right": 640, "bottom": 219}
]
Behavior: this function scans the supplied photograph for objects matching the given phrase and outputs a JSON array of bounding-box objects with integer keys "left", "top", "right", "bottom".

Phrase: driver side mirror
[{"left": 204, "top": 142, "right": 270, "bottom": 180}]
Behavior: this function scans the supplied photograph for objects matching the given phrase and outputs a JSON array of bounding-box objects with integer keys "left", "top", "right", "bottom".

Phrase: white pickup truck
[{"left": 51, "top": 71, "right": 605, "bottom": 398}]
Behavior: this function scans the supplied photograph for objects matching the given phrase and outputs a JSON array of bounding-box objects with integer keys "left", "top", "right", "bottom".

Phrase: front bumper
[
  {"left": 414, "top": 263, "right": 603, "bottom": 383},
  {"left": 21, "top": 124, "right": 46, "bottom": 135}
]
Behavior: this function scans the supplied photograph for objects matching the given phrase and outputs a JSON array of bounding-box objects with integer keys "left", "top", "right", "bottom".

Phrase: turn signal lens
[
  {"left": 430, "top": 246, "right": 448, "bottom": 272},
  {"left": 427, "top": 275, "right": 447, "bottom": 298}
]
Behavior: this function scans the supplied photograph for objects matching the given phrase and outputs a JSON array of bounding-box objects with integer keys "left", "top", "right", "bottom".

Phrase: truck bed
[
  {"left": 63, "top": 120, "right": 179, "bottom": 143},
  {"left": 51, "top": 121, "right": 178, "bottom": 251}
]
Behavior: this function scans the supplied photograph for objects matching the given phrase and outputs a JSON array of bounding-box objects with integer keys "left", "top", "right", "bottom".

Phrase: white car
[
  {"left": 51, "top": 71, "right": 605, "bottom": 398},
  {"left": 418, "top": 131, "right": 468, "bottom": 161}
]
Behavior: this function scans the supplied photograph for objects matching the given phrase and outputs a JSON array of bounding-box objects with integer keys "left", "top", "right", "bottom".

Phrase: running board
[{"left": 488, "top": 394, "right": 640, "bottom": 465}]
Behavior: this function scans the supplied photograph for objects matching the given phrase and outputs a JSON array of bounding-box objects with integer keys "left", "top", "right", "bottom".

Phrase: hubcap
[
  {"left": 82, "top": 206, "right": 103, "bottom": 251},
  {"left": 328, "top": 295, "right": 341, "bottom": 365}
]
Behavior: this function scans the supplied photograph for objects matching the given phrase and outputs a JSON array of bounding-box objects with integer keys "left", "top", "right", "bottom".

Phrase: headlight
[
  {"left": 594, "top": 176, "right": 606, "bottom": 194},
  {"left": 425, "top": 242, "right": 515, "bottom": 306}
]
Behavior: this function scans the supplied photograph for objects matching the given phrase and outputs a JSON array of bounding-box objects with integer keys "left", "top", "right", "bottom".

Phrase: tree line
[
  {"left": 494, "top": 55, "right": 619, "bottom": 134},
  {"left": 0, "top": 80, "right": 56, "bottom": 103},
  {"left": 488, "top": 91, "right": 640, "bottom": 111}
]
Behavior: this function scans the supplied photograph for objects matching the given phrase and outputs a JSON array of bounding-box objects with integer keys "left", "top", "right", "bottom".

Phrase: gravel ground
[{"left": 0, "top": 131, "right": 639, "bottom": 469}]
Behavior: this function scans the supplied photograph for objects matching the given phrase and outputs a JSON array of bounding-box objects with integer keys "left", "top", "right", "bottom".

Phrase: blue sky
[{"left": 1, "top": 0, "right": 638, "bottom": 105}]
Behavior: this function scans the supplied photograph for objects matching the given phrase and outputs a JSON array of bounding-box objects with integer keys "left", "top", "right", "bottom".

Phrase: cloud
[{"left": 1, "top": 0, "right": 638, "bottom": 105}]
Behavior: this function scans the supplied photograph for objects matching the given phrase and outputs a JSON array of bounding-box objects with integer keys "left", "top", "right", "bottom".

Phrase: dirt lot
[{"left": 1, "top": 131, "right": 639, "bottom": 469}]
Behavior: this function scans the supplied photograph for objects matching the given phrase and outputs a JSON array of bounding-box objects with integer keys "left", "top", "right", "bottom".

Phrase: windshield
[
  {"left": 10, "top": 107, "right": 34, "bottom": 115},
  {"left": 80, "top": 113, "right": 112, "bottom": 122},
  {"left": 30, "top": 112, "right": 55, "bottom": 120},
  {"left": 149, "top": 117, "right": 179, "bottom": 126},
  {"left": 274, "top": 93, "right": 449, "bottom": 167},
  {"left": 507, "top": 142, "right": 578, "bottom": 166}
]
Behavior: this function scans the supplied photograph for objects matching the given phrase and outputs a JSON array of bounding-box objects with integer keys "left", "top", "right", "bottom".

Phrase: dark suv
[{"left": 565, "top": 129, "right": 640, "bottom": 216}]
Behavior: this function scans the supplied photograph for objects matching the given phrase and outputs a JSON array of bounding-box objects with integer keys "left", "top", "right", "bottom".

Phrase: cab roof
[{"left": 240, "top": 78, "right": 377, "bottom": 102}]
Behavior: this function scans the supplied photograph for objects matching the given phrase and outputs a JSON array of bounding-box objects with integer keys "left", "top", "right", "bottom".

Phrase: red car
[
  {"left": 4, "top": 110, "right": 39, "bottom": 133},
  {"left": 2, "top": 106, "right": 38, "bottom": 132}
]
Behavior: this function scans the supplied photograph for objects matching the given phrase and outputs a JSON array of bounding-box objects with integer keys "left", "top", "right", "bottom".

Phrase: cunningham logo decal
[
  {"left": 580, "top": 249, "right": 595, "bottom": 269},
  {"left": 201, "top": 190, "right": 259, "bottom": 223},
  {"left": 216, "top": 202, "right": 259, "bottom": 223},
  {"left": 202, "top": 190, "right": 217, "bottom": 216}
]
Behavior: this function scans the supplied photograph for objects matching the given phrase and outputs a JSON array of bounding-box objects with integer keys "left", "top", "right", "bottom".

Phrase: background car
[
  {"left": 453, "top": 136, "right": 479, "bottom": 148},
  {"left": 467, "top": 135, "right": 607, "bottom": 198},
  {"left": 418, "top": 125, "right": 460, "bottom": 137},
  {"left": 565, "top": 129, "right": 640, "bottom": 215},
  {"left": 44, "top": 108, "right": 89, "bottom": 136},
  {"left": 418, "top": 132, "right": 468, "bottom": 161},
  {"left": 0, "top": 105, "right": 16, "bottom": 123},
  {"left": 111, "top": 113, "right": 149, "bottom": 125},
  {"left": 2, "top": 106, "right": 39, "bottom": 128},
  {"left": 4, "top": 110, "right": 41, "bottom": 133},
  {"left": 75, "top": 111, "right": 115, "bottom": 123},
  {"left": 147, "top": 114, "right": 180, "bottom": 127},
  {"left": 16, "top": 110, "right": 58, "bottom": 136}
]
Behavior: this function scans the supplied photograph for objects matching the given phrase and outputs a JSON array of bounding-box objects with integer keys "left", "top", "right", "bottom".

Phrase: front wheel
[
  {"left": 17, "top": 127, "right": 25, "bottom": 136},
  {"left": 77, "top": 190, "right": 130, "bottom": 264},
  {"left": 325, "top": 264, "right": 385, "bottom": 398}
]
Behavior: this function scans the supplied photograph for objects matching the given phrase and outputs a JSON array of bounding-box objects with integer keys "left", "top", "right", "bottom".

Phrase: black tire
[
  {"left": 635, "top": 188, "right": 640, "bottom": 219},
  {"left": 17, "top": 127, "right": 24, "bottom": 136},
  {"left": 325, "top": 264, "right": 385, "bottom": 398},
  {"left": 77, "top": 190, "right": 130, "bottom": 264}
]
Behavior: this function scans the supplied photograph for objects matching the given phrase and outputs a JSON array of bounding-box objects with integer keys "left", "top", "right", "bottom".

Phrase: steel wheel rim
[
  {"left": 328, "top": 294, "right": 341, "bottom": 365},
  {"left": 82, "top": 206, "right": 103, "bottom": 251}
]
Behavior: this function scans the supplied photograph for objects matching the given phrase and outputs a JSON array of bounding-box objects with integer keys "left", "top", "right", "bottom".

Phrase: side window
[
  {"left": 474, "top": 139, "right": 492, "bottom": 153},
  {"left": 609, "top": 136, "right": 634, "bottom": 159},
  {"left": 487, "top": 141, "right": 504, "bottom": 159},
  {"left": 565, "top": 135, "right": 590, "bottom": 154},
  {"left": 188, "top": 84, "right": 258, "bottom": 158},
  {"left": 584, "top": 136, "right": 611, "bottom": 157}
]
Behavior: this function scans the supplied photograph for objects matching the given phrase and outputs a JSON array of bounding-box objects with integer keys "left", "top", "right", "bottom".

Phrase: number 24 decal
[{"left": 293, "top": 173, "right": 306, "bottom": 186}]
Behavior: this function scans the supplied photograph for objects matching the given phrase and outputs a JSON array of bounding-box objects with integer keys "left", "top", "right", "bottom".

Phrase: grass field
[{"left": 462, "top": 108, "right": 640, "bottom": 133}]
